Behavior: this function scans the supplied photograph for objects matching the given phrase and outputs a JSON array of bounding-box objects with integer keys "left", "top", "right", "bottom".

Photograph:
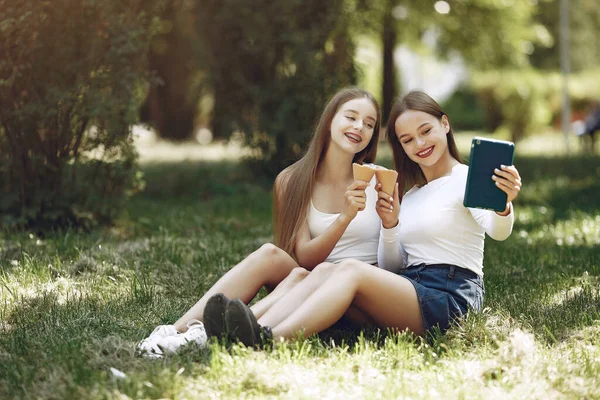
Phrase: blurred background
[{"left": 0, "top": 0, "right": 599, "bottom": 229}]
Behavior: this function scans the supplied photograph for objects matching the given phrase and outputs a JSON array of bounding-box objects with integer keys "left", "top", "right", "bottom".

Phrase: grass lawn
[{"left": 1, "top": 133, "right": 599, "bottom": 399}]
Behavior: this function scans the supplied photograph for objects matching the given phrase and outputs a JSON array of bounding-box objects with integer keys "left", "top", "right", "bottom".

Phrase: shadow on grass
[
  {"left": 484, "top": 239, "right": 600, "bottom": 344},
  {"left": 514, "top": 155, "right": 600, "bottom": 222},
  {"left": 548, "top": 177, "right": 600, "bottom": 221},
  {"left": 139, "top": 160, "right": 272, "bottom": 201},
  {"left": 537, "top": 281, "right": 600, "bottom": 342}
]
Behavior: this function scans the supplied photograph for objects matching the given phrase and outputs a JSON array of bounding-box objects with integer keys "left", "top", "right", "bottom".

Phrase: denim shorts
[{"left": 399, "top": 263, "right": 485, "bottom": 334}]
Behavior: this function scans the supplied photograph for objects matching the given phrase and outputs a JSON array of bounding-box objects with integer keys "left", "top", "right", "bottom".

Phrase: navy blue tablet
[{"left": 463, "top": 137, "right": 515, "bottom": 212}]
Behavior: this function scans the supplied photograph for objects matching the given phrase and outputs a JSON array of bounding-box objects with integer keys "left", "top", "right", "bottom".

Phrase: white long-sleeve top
[
  {"left": 309, "top": 169, "right": 380, "bottom": 264},
  {"left": 377, "top": 164, "right": 514, "bottom": 277}
]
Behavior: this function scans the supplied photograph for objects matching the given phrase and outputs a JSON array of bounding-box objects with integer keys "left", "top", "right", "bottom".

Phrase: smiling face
[
  {"left": 329, "top": 97, "right": 378, "bottom": 156},
  {"left": 394, "top": 109, "right": 453, "bottom": 176}
]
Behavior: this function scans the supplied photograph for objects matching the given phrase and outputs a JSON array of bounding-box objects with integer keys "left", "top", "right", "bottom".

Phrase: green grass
[{"left": 1, "top": 138, "right": 600, "bottom": 399}]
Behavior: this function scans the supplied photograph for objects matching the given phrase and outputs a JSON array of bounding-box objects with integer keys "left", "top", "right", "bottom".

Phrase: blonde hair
[
  {"left": 386, "top": 90, "right": 462, "bottom": 192},
  {"left": 274, "top": 87, "right": 381, "bottom": 257}
]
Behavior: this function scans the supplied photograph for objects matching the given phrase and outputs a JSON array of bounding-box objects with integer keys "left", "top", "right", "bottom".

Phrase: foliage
[
  {"left": 441, "top": 86, "right": 486, "bottom": 131},
  {"left": 431, "top": 0, "right": 544, "bottom": 70},
  {"left": 471, "top": 68, "right": 600, "bottom": 142},
  {"left": 531, "top": 0, "right": 600, "bottom": 72},
  {"left": 0, "top": 150, "right": 599, "bottom": 398},
  {"left": 354, "top": 0, "right": 544, "bottom": 120},
  {"left": 195, "top": 0, "right": 357, "bottom": 176},
  {"left": 0, "top": 0, "right": 161, "bottom": 229}
]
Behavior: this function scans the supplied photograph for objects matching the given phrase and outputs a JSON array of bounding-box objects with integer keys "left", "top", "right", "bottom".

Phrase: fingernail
[
  {"left": 501, "top": 164, "right": 506, "bottom": 168},
  {"left": 389, "top": 197, "right": 393, "bottom": 202},
  {"left": 494, "top": 168, "right": 499, "bottom": 173}
]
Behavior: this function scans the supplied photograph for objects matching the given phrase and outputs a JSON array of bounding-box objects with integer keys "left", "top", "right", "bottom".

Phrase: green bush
[
  {"left": 441, "top": 86, "right": 486, "bottom": 131},
  {"left": 0, "top": 0, "right": 160, "bottom": 229},
  {"left": 471, "top": 68, "right": 600, "bottom": 142}
]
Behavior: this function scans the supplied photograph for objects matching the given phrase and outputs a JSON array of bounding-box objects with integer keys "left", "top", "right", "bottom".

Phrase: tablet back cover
[{"left": 463, "top": 137, "right": 515, "bottom": 212}]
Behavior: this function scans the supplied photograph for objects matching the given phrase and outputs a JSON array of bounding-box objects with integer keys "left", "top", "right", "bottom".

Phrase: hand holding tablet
[{"left": 464, "top": 137, "right": 521, "bottom": 213}]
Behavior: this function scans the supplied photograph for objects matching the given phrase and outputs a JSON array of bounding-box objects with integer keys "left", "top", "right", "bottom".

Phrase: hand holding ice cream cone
[
  {"left": 375, "top": 167, "right": 398, "bottom": 197},
  {"left": 375, "top": 167, "right": 400, "bottom": 228},
  {"left": 352, "top": 163, "right": 376, "bottom": 183}
]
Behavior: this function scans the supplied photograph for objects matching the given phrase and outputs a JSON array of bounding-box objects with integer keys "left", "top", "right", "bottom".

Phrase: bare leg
[
  {"left": 258, "top": 262, "right": 376, "bottom": 329},
  {"left": 257, "top": 263, "right": 338, "bottom": 327},
  {"left": 250, "top": 267, "right": 309, "bottom": 319},
  {"left": 271, "top": 259, "right": 425, "bottom": 339},
  {"left": 174, "top": 243, "right": 298, "bottom": 331}
]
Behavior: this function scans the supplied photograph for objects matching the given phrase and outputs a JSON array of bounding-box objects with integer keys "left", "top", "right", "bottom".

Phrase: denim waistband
[{"left": 405, "top": 263, "right": 478, "bottom": 279}]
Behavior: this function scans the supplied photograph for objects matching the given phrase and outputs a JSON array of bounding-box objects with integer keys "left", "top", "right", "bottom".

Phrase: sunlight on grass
[
  {"left": 516, "top": 210, "right": 600, "bottom": 247},
  {"left": 136, "top": 140, "right": 252, "bottom": 164},
  {"left": 454, "top": 129, "right": 595, "bottom": 157}
]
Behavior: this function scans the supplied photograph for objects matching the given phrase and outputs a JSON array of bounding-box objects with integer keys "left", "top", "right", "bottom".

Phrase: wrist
[
  {"left": 338, "top": 213, "right": 353, "bottom": 226},
  {"left": 382, "top": 219, "right": 399, "bottom": 229},
  {"left": 496, "top": 202, "right": 512, "bottom": 216}
]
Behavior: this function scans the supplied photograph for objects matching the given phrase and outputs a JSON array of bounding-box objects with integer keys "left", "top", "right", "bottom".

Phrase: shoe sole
[
  {"left": 225, "top": 299, "right": 258, "bottom": 347},
  {"left": 203, "top": 293, "right": 229, "bottom": 339}
]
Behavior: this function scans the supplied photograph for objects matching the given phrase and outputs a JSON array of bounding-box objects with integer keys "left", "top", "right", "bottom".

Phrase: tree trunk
[
  {"left": 140, "top": 0, "right": 199, "bottom": 141},
  {"left": 382, "top": 0, "right": 398, "bottom": 125}
]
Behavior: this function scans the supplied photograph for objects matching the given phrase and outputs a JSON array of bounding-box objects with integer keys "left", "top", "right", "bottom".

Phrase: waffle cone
[
  {"left": 375, "top": 168, "right": 398, "bottom": 196},
  {"left": 352, "top": 163, "right": 376, "bottom": 182}
]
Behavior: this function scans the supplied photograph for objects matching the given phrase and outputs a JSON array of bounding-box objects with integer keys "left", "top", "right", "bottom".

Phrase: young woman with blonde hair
[
  {"left": 138, "top": 87, "right": 385, "bottom": 357},
  {"left": 221, "top": 90, "right": 523, "bottom": 346}
]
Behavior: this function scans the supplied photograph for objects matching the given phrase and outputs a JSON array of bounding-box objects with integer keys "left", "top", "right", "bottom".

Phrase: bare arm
[
  {"left": 293, "top": 181, "right": 369, "bottom": 269},
  {"left": 293, "top": 214, "right": 352, "bottom": 270}
]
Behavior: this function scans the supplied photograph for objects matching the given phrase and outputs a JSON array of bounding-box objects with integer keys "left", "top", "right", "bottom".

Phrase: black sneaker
[
  {"left": 203, "top": 293, "right": 230, "bottom": 340},
  {"left": 225, "top": 299, "right": 261, "bottom": 347}
]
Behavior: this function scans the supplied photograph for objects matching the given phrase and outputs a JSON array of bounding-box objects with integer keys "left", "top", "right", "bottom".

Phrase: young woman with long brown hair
[
  {"left": 220, "top": 90, "right": 523, "bottom": 346},
  {"left": 137, "top": 87, "right": 385, "bottom": 357}
]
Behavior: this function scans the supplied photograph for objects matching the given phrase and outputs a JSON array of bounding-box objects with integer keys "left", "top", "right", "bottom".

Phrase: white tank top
[{"left": 308, "top": 171, "right": 380, "bottom": 264}]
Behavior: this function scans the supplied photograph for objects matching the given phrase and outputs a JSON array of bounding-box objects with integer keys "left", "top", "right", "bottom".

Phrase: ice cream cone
[
  {"left": 375, "top": 168, "right": 398, "bottom": 196},
  {"left": 352, "top": 163, "right": 376, "bottom": 182}
]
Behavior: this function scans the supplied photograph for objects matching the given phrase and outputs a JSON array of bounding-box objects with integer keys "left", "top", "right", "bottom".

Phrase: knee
[
  {"left": 312, "top": 262, "right": 337, "bottom": 276},
  {"left": 257, "top": 243, "right": 283, "bottom": 258},
  {"left": 335, "top": 259, "right": 365, "bottom": 278},
  {"left": 258, "top": 243, "right": 283, "bottom": 256},
  {"left": 288, "top": 267, "right": 309, "bottom": 282}
]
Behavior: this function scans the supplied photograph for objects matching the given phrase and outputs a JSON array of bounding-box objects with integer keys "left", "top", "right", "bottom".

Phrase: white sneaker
[
  {"left": 137, "top": 324, "right": 178, "bottom": 359},
  {"left": 156, "top": 319, "right": 208, "bottom": 355}
]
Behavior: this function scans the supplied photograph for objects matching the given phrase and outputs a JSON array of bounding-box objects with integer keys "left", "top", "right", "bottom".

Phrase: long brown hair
[
  {"left": 274, "top": 87, "right": 381, "bottom": 257},
  {"left": 386, "top": 90, "right": 462, "bottom": 192}
]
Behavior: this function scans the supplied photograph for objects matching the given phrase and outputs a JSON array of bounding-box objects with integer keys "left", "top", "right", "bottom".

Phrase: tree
[
  {"left": 530, "top": 0, "right": 600, "bottom": 72},
  {"left": 355, "top": 0, "right": 541, "bottom": 125},
  {"left": 381, "top": 0, "right": 399, "bottom": 123},
  {"left": 196, "top": 0, "right": 357, "bottom": 175},
  {"left": 0, "top": 0, "right": 160, "bottom": 229},
  {"left": 140, "top": 0, "right": 201, "bottom": 141}
]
